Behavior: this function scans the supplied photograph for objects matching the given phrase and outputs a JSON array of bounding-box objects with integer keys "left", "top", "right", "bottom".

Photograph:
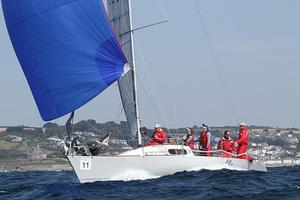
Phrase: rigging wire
[
  {"left": 114, "top": 102, "right": 124, "bottom": 122},
  {"left": 133, "top": 35, "right": 171, "bottom": 134},
  {"left": 156, "top": 0, "right": 168, "bottom": 19},
  {"left": 83, "top": 119, "right": 104, "bottom": 135},
  {"left": 136, "top": 76, "right": 164, "bottom": 121},
  {"left": 127, "top": 0, "right": 170, "bottom": 134},
  {"left": 85, "top": 122, "right": 104, "bottom": 135},
  {"left": 194, "top": 0, "right": 239, "bottom": 125}
]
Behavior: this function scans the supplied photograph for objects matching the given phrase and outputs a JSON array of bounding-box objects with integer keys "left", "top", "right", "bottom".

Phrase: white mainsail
[{"left": 106, "top": 0, "right": 141, "bottom": 145}]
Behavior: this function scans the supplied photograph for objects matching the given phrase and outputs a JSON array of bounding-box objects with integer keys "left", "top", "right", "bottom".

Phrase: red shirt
[
  {"left": 236, "top": 127, "right": 249, "bottom": 146},
  {"left": 151, "top": 128, "right": 166, "bottom": 144},
  {"left": 218, "top": 137, "right": 235, "bottom": 152}
]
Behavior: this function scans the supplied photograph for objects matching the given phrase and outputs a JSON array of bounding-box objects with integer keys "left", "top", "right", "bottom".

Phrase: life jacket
[
  {"left": 199, "top": 131, "right": 211, "bottom": 148},
  {"left": 218, "top": 137, "right": 235, "bottom": 152},
  {"left": 184, "top": 132, "right": 195, "bottom": 149},
  {"left": 236, "top": 127, "right": 249, "bottom": 146},
  {"left": 199, "top": 132, "right": 212, "bottom": 156}
]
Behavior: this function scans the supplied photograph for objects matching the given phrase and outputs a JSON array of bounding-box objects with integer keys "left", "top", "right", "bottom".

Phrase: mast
[
  {"left": 128, "top": 0, "right": 142, "bottom": 146},
  {"left": 106, "top": 0, "right": 141, "bottom": 146}
]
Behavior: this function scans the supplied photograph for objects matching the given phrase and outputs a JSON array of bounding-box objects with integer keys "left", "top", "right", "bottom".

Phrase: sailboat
[{"left": 2, "top": 0, "right": 266, "bottom": 183}]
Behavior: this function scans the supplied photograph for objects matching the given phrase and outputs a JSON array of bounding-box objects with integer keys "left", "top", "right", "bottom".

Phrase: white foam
[
  {"left": 188, "top": 164, "right": 246, "bottom": 172},
  {"left": 108, "top": 164, "right": 249, "bottom": 182},
  {"left": 109, "top": 169, "right": 160, "bottom": 181}
]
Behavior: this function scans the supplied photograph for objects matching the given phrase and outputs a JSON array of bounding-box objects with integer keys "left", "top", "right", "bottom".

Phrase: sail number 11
[{"left": 80, "top": 159, "right": 91, "bottom": 170}]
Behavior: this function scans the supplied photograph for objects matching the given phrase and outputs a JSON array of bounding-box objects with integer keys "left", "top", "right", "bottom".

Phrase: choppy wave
[{"left": 0, "top": 166, "right": 299, "bottom": 200}]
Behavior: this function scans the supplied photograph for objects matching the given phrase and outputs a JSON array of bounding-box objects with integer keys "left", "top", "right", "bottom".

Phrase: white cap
[
  {"left": 239, "top": 122, "right": 247, "bottom": 126},
  {"left": 154, "top": 124, "right": 160, "bottom": 128}
]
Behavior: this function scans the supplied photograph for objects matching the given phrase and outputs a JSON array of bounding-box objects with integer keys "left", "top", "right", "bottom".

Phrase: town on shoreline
[{"left": 1, "top": 120, "right": 300, "bottom": 172}]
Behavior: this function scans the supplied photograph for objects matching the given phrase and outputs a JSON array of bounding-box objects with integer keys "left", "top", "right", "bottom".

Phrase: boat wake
[
  {"left": 109, "top": 169, "right": 160, "bottom": 181},
  {"left": 188, "top": 164, "right": 246, "bottom": 172},
  {"left": 108, "top": 165, "right": 247, "bottom": 182}
]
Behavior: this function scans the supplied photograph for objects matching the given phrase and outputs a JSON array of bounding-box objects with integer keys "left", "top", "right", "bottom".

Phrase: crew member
[
  {"left": 217, "top": 130, "right": 235, "bottom": 158},
  {"left": 183, "top": 128, "right": 195, "bottom": 150},
  {"left": 167, "top": 134, "right": 176, "bottom": 144},
  {"left": 145, "top": 124, "right": 166, "bottom": 146},
  {"left": 199, "top": 124, "right": 212, "bottom": 156},
  {"left": 235, "top": 122, "right": 252, "bottom": 161}
]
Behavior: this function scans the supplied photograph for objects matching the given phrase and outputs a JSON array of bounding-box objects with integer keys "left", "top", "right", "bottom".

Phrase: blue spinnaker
[{"left": 2, "top": 0, "right": 128, "bottom": 121}]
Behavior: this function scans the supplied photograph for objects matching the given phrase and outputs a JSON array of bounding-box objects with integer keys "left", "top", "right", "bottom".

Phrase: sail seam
[
  {"left": 18, "top": 2, "right": 62, "bottom": 118},
  {"left": 7, "top": 0, "right": 80, "bottom": 31}
]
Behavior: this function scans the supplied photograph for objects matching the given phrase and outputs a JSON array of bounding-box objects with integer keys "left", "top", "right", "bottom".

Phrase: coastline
[{"left": 0, "top": 159, "right": 72, "bottom": 173}]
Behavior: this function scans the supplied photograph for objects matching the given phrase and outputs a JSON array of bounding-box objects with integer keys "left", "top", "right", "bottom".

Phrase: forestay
[{"left": 2, "top": 0, "right": 129, "bottom": 121}]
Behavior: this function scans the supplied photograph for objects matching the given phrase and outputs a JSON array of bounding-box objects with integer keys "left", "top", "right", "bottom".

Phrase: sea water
[{"left": 0, "top": 166, "right": 299, "bottom": 200}]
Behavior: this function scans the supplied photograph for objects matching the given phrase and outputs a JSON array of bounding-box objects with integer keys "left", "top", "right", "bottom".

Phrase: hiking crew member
[
  {"left": 235, "top": 122, "right": 252, "bottom": 161},
  {"left": 217, "top": 130, "right": 235, "bottom": 158},
  {"left": 199, "top": 124, "right": 212, "bottom": 156},
  {"left": 145, "top": 124, "right": 166, "bottom": 146},
  {"left": 183, "top": 128, "right": 195, "bottom": 150}
]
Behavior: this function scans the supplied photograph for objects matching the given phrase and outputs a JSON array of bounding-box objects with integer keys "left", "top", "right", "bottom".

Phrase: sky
[{"left": 0, "top": 0, "right": 300, "bottom": 128}]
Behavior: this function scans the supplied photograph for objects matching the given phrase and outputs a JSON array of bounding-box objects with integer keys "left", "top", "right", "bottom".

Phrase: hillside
[{"left": 0, "top": 120, "right": 300, "bottom": 171}]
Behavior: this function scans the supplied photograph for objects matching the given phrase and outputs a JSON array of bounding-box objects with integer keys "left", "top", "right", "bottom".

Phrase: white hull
[{"left": 67, "top": 145, "right": 267, "bottom": 183}]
